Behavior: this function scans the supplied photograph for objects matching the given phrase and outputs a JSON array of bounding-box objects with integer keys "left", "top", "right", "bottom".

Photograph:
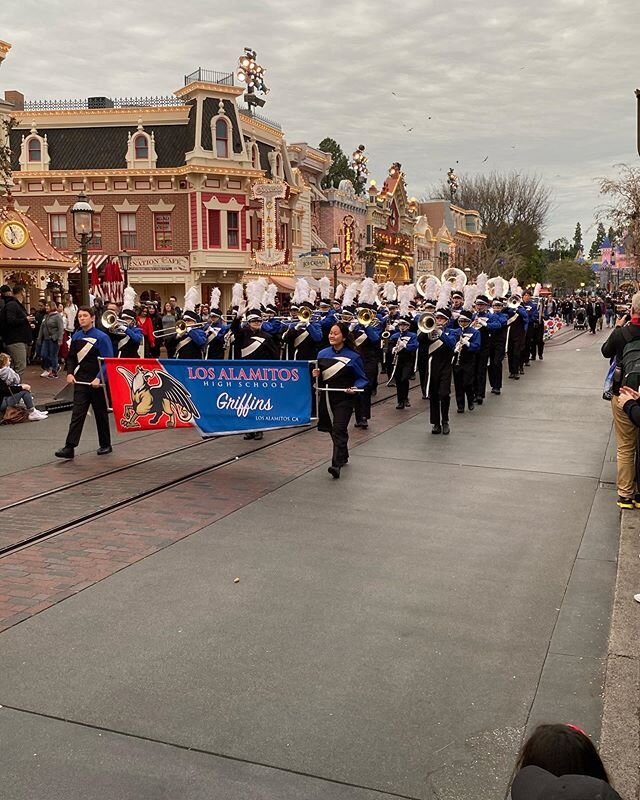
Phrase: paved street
[{"left": 0, "top": 329, "right": 620, "bottom": 800}]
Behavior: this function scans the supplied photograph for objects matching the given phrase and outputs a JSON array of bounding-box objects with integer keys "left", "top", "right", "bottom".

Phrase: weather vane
[{"left": 351, "top": 144, "right": 368, "bottom": 194}]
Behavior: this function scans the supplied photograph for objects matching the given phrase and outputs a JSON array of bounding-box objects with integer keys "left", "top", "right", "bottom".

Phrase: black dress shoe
[
  {"left": 457, "top": 407, "right": 465, "bottom": 414},
  {"left": 442, "top": 422, "right": 450, "bottom": 435},
  {"left": 97, "top": 445, "right": 113, "bottom": 455},
  {"left": 404, "top": 400, "right": 411, "bottom": 408},
  {"left": 254, "top": 431, "right": 263, "bottom": 441},
  {"left": 421, "top": 394, "right": 427, "bottom": 400},
  {"left": 539, "top": 355, "right": 543, "bottom": 360},
  {"left": 491, "top": 388, "right": 501, "bottom": 395},
  {"left": 243, "top": 432, "right": 255, "bottom": 440},
  {"left": 475, "top": 398, "right": 483, "bottom": 405},
  {"left": 508, "top": 374, "right": 515, "bottom": 379},
  {"left": 328, "top": 465, "right": 341, "bottom": 479},
  {"left": 513, "top": 374, "right": 520, "bottom": 380},
  {"left": 468, "top": 402, "right": 475, "bottom": 411},
  {"left": 519, "top": 368, "right": 525, "bottom": 375},
  {"left": 431, "top": 424, "right": 442, "bottom": 434},
  {"left": 359, "top": 422, "right": 368, "bottom": 430},
  {"left": 55, "top": 446, "right": 75, "bottom": 459},
  {"left": 396, "top": 402, "right": 405, "bottom": 409}
]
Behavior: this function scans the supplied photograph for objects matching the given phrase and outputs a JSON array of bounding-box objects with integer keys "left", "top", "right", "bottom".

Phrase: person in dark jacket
[
  {"left": 36, "top": 301, "right": 64, "bottom": 377},
  {"left": 1, "top": 285, "right": 34, "bottom": 378},
  {"left": 601, "top": 292, "right": 640, "bottom": 508}
]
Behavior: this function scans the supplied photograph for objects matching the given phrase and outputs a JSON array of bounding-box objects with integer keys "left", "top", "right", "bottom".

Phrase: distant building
[{"left": 417, "top": 200, "right": 486, "bottom": 277}]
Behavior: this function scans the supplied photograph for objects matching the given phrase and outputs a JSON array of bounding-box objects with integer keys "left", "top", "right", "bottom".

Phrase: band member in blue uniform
[
  {"left": 346, "top": 304, "right": 380, "bottom": 428},
  {"left": 113, "top": 307, "right": 144, "bottom": 358},
  {"left": 530, "top": 296, "right": 549, "bottom": 361},
  {"left": 318, "top": 298, "right": 337, "bottom": 346},
  {"left": 383, "top": 300, "right": 401, "bottom": 380},
  {"left": 488, "top": 298, "right": 509, "bottom": 395},
  {"left": 204, "top": 307, "right": 229, "bottom": 360},
  {"left": 231, "top": 307, "right": 280, "bottom": 440},
  {"left": 521, "top": 289, "right": 537, "bottom": 367},
  {"left": 281, "top": 302, "right": 322, "bottom": 360},
  {"left": 472, "top": 294, "right": 497, "bottom": 405},
  {"left": 428, "top": 308, "right": 460, "bottom": 434},
  {"left": 388, "top": 315, "right": 418, "bottom": 409},
  {"left": 453, "top": 309, "right": 481, "bottom": 413},
  {"left": 55, "top": 306, "right": 114, "bottom": 459},
  {"left": 450, "top": 290, "right": 465, "bottom": 324},
  {"left": 313, "top": 322, "right": 368, "bottom": 479},
  {"left": 174, "top": 308, "right": 207, "bottom": 359},
  {"left": 416, "top": 299, "right": 436, "bottom": 399},
  {"left": 506, "top": 296, "right": 529, "bottom": 379}
]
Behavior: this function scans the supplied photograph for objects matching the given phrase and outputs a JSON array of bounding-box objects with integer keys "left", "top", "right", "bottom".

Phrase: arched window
[
  {"left": 251, "top": 143, "right": 259, "bottom": 169},
  {"left": 28, "top": 138, "right": 41, "bottom": 162},
  {"left": 215, "top": 118, "right": 229, "bottom": 158},
  {"left": 134, "top": 134, "right": 149, "bottom": 160},
  {"left": 275, "top": 153, "right": 282, "bottom": 178}
]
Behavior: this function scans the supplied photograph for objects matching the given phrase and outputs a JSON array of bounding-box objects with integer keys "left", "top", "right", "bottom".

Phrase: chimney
[{"left": 5, "top": 90, "right": 24, "bottom": 110}]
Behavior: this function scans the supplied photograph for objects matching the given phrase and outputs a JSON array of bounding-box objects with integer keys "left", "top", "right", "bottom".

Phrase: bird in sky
[{"left": 482, "top": 156, "right": 489, "bottom": 162}]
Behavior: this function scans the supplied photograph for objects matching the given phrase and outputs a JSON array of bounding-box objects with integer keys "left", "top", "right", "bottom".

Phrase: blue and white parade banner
[{"left": 104, "top": 358, "right": 312, "bottom": 438}]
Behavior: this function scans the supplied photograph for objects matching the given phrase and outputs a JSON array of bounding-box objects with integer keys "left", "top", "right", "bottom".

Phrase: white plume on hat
[
  {"left": 334, "top": 283, "right": 345, "bottom": 301},
  {"left": 437, "top": 281, "right": 452, "bottom": 310},
  {"left": 231, "top": 282, "right": 244, "bottom": 308},
  {"left": 455, "top": 272, "right": 466, "bottom": 290},
  {"left": 476, "top": 272, "right": 488, "bottom": 295},
  {"left": 184, "top": 286, "right": 199, "bottom": 313},
  {"left": 398, "top": 285, "right": 412, "bottom": 316},
  {"left": 318, "top": 276, "right": 331, "bottom": 301},
  {"left": 423, "top": 276, "right": 440, "bottom": 301},
  {"left": 509, "top": 277, "right": 519, "bottom": 297},
  {"left": 383, "top": 281, "right": 397, "bottom": 302},
  {"left": 464, "top": 283, "right": 478, "bottom": 311},
  {"left": 262, "top": 283, "right": 277, "bottom": 308},
  {"left": 358, "top": 277, "right": 378, "bottom": 306},
  {"left": 492, "top": 277, "right": 508, "bottom": 298},
  {"left": 293, "top": 278, "right": 310, "bottom": 305},
  {"left": 533, "top": 282, "right": 542, "bottom": 298},
  {"left": 210, "top": 287, "right": 221, "bottom": 309},
  {"left": 308, "top": 288, "right": 317, "bottom": 306},
  {"left": 343, "top": 281, "right": 360, "bottom": 309},
  {"left": 123, "top": 286, "right": 136, "bottom": 312},
  {"left": 246, "top": 279, "right": 264, "bottom": 311}
]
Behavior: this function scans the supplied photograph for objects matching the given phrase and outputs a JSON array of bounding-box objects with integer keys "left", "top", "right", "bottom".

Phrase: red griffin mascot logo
[{"left": 116, "top": 365, "right": 200, "bottom": 429}]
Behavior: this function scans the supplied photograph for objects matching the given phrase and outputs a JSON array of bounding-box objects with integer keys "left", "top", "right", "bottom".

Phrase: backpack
[
  {"left": 0, "top": 405, "right": 29, "bottom": 424},
  {"left": 621, "top": 329, "right": 640, "bottom": 390}
]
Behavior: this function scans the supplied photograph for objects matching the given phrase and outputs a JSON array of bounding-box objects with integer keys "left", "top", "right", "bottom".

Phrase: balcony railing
[
  {"left": 184, "top": 68, "right": 235, "bottom": 87},
  {"left": 238, "top": 105, "right": 282, "bottom": 131},
  {"left": 23, "top": 96, "right": 183, "bottom": 111}
]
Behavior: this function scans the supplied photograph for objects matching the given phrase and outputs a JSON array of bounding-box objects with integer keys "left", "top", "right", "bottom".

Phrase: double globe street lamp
[{"left": 71, "top": 190, "right": 94, "bottom": 306}]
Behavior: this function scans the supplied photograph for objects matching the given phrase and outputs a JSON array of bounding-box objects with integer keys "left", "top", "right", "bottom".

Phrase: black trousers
[
  {"left": 354, "top": 359, "right": 378, "bottom": 422},
  {"left": 530, "top": 323, "right": 544, "bottom": 359},
  {"left": 417, "top": 348, "right": 429, "bottom": 397},
  {"left": 507, "top": 333, "right": 525, "bottom": 374},
  {"left": 319, "top": 396, "right": 353, "bottom": 467},
  {"left": 454, "top": 359, "right": 475, "bottom": 410},
  {"left": 474, "top": 348, "right": 489, "bottom": 399},
  {"left": 428, "top": 360, "right": 452, "bottom": 425},
  {"left": 588, "top": 315, "right": 597, "bottom": 334},
  {"left": 488, "top": 339, "right": 506, "bottom": 389},
  {"left": 65, "top": 384, "right": 111, "bottom": 449}
]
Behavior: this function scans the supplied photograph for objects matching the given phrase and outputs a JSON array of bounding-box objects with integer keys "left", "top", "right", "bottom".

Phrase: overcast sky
[{"left": 3, "top": 0, "right": 639, "bottom": 250}]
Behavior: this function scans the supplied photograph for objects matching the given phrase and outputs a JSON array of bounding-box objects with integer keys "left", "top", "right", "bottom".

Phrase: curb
[{"left": 600, "top": 510, "right": 640, "bottom": 798}]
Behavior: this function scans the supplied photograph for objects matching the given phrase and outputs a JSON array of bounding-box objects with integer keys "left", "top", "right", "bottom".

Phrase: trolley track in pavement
[{"left": 0, "top": 382, "right": 408, "bottom": 559}]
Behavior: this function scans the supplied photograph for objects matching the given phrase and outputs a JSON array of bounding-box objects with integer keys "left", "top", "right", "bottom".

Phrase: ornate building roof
[{"left": 0, "top": 199, "right": 76, "bottom": 268}]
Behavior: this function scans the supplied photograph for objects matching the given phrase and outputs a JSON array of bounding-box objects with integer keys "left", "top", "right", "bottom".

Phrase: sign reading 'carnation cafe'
[{"left": 103, "top": 359, "right": 312, "bottom": 438}]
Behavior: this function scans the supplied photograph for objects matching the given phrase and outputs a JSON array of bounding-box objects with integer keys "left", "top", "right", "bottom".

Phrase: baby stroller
[{"left": 574, "top": 308, "right": 587, "bottom": 330}]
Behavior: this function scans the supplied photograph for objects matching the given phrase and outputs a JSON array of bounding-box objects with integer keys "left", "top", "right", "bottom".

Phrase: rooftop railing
[
  {"left": 184, "top": 68, "right": 235, "bottom": 86},
  {"left": 237, "top": 105, "right": 282, "bottom": 131},
  {"left": 23, "top": 96, "right": 183, "bottom": 111}
]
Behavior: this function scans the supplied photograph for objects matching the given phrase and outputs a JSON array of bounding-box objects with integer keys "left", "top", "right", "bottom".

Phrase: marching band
[{"left": 96, "top": 270, "right": 555, "bottom": 476}]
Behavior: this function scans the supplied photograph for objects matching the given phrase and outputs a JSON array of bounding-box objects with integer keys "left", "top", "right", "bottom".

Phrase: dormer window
[
  {"left": 215, "top": 118, "right": 229, "bottom": 158},
  {"left": 275, "top": 153, "right": 283, "bottom": 179},
  {"left": 251, "top": 143, "right": 260, "bottom": 169},
  {"left": 28, "top": 138, "right": 41, "bottom": 162},
  {"left": 134, "top": 134, "right": 149, "bottom": 160}
]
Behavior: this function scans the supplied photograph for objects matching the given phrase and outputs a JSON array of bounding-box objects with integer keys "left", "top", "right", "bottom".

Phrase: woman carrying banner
[{"left": 312, "top": 322, "right": 368, "bottom": 479}]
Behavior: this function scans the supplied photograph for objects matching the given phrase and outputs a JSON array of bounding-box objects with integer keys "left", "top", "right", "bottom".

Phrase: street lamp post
[
  {"left": 118, "top": 251, "right": 131, "bottom": 288},
  {"left": 329, "top": 244, "right": 341, "bottom": 295},
  {"left": 71, "top": 191, "right": 94, "bottom": 306}
]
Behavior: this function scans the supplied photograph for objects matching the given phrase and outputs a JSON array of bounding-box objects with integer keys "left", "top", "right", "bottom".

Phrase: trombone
[{"left": 155, "top": 319, "right": 208, "bottom": 338}]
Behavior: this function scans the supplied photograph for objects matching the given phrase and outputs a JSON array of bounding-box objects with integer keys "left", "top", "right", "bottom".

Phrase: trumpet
[
  {"left": 155, "top": 319, "right": 208, "bottom": 338},
  {"left": 297, "top": 306, "right": 321, "bottom": 324},
  {"left": 101, "top": 310, "right": 130, "bottom": 331},
  {"left": 507, "top": 297, "right": 521, "bottom": 310},
  {"left": 416, "top": 312, "right": 437, "bottom": 336}
]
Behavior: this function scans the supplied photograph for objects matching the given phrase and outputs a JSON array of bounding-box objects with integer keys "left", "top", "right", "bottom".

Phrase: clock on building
[{"left": 0, "top": 220, "right": 30, "bottom": 249}]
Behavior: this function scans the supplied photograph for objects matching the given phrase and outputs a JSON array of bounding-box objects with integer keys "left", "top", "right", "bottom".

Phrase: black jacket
[
  {"left": 1, "top": 297, "right": 33, "bottom": 345},
  {"left": 601, "top": 323, "right": 640, "bottom": 365}
]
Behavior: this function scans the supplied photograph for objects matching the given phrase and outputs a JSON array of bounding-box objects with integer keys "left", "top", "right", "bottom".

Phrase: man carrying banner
[{"left": 55, "top": 306, "right": 114, "bottom": 459}]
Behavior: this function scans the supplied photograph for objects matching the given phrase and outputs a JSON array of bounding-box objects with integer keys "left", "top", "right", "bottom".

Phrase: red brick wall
[
  {"left": 20, "top": 193, "right": 190, "bottom": 257},
  {"left": 200, "top": 193, "right": 247, "bottom": 251}
]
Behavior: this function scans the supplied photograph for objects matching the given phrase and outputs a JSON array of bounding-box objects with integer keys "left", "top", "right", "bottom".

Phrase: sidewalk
[{"left": 601, "top": 508, "right": 640, "bottom": 798}]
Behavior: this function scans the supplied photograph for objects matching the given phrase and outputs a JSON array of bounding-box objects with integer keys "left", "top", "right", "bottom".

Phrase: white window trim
[
  {"left": 18, "top": 127, "right": 50, "bottom": 172},
  {"left": 118, "top": 212, "right": 138, "bottom": 251},
  {"left": 211, "top": 114, "right": 231, "bottom": 160},
  {"left": 125, "top": 122, "right": 157, "bottom": 170}
]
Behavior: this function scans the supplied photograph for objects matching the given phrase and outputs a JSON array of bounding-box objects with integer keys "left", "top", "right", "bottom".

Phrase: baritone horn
[
  {"left": 356, "top": 308, "right": 378, "bottom": 327},
  {"left": 155, "top": 319, "right": 207, "bottom": 337},
  {"left": 416, "top": 312, "right": 437, "bottom": 335},
  {"left": 101, "top": 310, "right": 129, "bottom": 330}
]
